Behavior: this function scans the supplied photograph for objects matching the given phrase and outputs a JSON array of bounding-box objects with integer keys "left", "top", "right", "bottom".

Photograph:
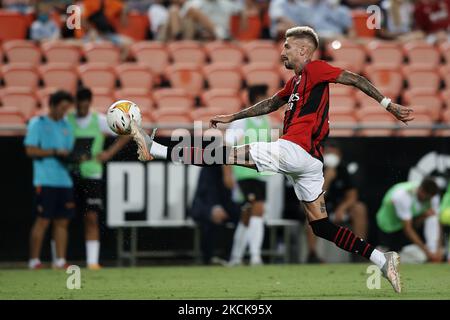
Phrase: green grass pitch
[{"left": 0, "top": 264, "right": 449, "bottom": 299}]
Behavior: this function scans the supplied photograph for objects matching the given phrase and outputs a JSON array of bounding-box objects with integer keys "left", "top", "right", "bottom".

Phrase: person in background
[
  {"left": 376, "top": 178, "right": 443, "bottom": 263},
  {"left": 414, "top": 0, "right": 450, "bottom": 44},
  {"left": 66, "top": 88, "right": 130, "bottom": 270},
  {"left": 310, "top": 0, "right": 353, "bottom": 40},
  {"left": 1, "top": 0, "right": 34, "bottom": 13},
  {"left": 268, "top": 0, "right": 311, "bottom": 40},
  {"left": 30, "top": 2, "right": 60, "bottom": 42},
  {"left": 24, "top": 90, "right": 75, "bottom": 270},
  {"left": 439, "top": 182, "right": 450, "bottom": 262}
]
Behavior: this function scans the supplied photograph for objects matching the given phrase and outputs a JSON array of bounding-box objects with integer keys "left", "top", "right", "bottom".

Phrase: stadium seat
[
  {"left": 242, "top": 63, "right": 281, "bottom": 94},
  {"left": 230, "top": 14, "right": 262, "bottom": 41},
  {"left": 116, "top": 63, "right": 153, "bottom": 91},
  {"left": 114, "top": 88, "right": 154, "bottom": 113},
  {"left": 153, "top": 88, "right": 194, "bottom": 110},
  {"left": 36, "top": 87, "right": 55, "bottom": 109},
  {"left": 0, "top": 106, "right": 26, "bottom": 136},
  {"left": 166, "top": 63, "right": 204, "bottom": 97},
  {"left": 204, "top": 41, "right": 245, "bottom": 64},
  {"left": 3, "top": 40, "right": 41, "bottom": 65},
  {"left": 364, "top": 65, "right": 403, "bottom": 97},
  {"left": 439, "top": 65, "right": 450, "bottom": 89},
  {"left": 152, "top": 109, "right": 193, "bottom": 136},
  {"left": 404, "top": 68, "right": 440, "bottom": 93},
  {"left": 190, "top": 107, "right": 222, "bottom": 124},
  {"left": 326, "top": 40, "right": 366, "bottom": 73},
  {"left": 41, "top": 41, "right": 82, "bottom": 64},
  {"left": 84, "top": 42, "right": 121, "bottom": 64},
  {"left": 329, "top": 83, "right": 354, "bottom": 96},
  {"left": 396, "top": 114, "right": 433, "bottom": 137},
  {"left": 1, "top": 63, "right": 39, "bottom": 89},
  {"left": 439, "top": 41, "right": 450, "bottom": 64},
  {"left": 402, "top": 93, "right": 443, "bottom": 121},
  {"left": 242, "top": 41, "right": 280, "bottom": 65},
  {"left": 0, "top": 11, "right": 30, "bottom": 41},
  {"left": 201, "top": 89, "right": 242, "bottom": 113},
  {"left": 39, "top": 64, "right": 78, "bottom": 94},
  {"left": 78, "top": 63, "right": 117, "bottom": 90},
  {"left": 351, "top": 10, "right": 376, "bottom": 38},
  {"left": 403, "top": 41, "right": 440, "bottom": 69},
  {"left": 441, "top": 89, "right": 450, "bottom": 107},
  {"left": 168, "top": 41, "right": 206, "bottom": 65},
  {"left": 115, "top": 12, "right": 149, "bottom": 41},
  {"left": 329, "top": 114, "right": 357, "bottom": 137},
  {"left": 90, "top": 88, "right": 114, "bottom": 112},
  {"left": 0, "top": 87, "right": 38, "bottom": 119},
  {"left": 366, "top": 41, "right": 403, "bottom": 67},
  {"left": 358, "top": 113, "right": 396, "bottom": 137},
  {"left": 203, "top": 63, "right": 242, "bottom": 91},
  {"left": 330, "top": 95, "right": 356, "bottom": 116},
  {"left": 131, "top": 42, "right": 169, "bottom": 76}
]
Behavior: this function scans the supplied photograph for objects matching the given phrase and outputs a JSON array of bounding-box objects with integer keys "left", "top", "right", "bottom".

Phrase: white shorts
[{"left": 248, "top": 139, "right": 324, "bottom": 202}]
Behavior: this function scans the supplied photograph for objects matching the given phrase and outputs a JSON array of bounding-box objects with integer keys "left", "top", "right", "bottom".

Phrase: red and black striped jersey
[{"left": 275, "top": 60, "right": 343, "bottom": 161}]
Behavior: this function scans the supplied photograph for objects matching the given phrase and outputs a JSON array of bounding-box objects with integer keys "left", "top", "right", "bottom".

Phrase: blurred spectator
[
  {"left": 30, "top": 2, "right": 60, "bottom": 42},
  {"left": 414, "top": 0, "right": 450, "bottom": 44},
  {"left": 305, "top": 141, "right": 368, "bottom": 263},
  {"left": 376, "top": 178, "right": 442, "bottom": 263},
  {"left": 1, "top": 0, "right": 34, "bottom": 13},
  {"left": 341, "top": 0, "right": 380, "bottom": 8},
  {"left": 440, "top": 182, "right": 450, "bottom": 262},
  {"left": 81, "top": 0, "right": 133, "bottom": 58},
  {"left": 147, "top": 0, "right": 170, "bottom": 40},
  {"left": 190, "top": 166, "right": 241, "bottom": 265},
  {"left": 67, "top": 88, "right": 130, "bottom": 270},
  {"left": 378, "top": 0, "right": 425, "bottom": 42},
  {"left": 24, "top": 90, "right": 75, "bottom": 270},
  {"left": 269, "top": 0, "right": 311, "bottom": 39},
  {"left": 310, "top": 0, "right": 353, "bottom": 39},
  {"left": 126, "top": 0, "right": 153, "bottom": 12}
]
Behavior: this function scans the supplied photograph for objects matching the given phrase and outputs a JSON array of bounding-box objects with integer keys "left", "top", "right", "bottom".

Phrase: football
[{"left": 107, "top": 100, "right": 142, "bottom": 135}]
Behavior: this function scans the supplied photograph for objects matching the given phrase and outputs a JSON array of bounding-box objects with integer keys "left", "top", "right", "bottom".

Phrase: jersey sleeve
[
  {"left": 391, "top": 189, "right": 413, "bottom": 221},
  {"left": 307, "top": 60, "right": 344, "bottom": 85},
  {"left": 274, "top": 76, "right": 295, "bottom": 102},
  {"left": 24, "top": 118, "right": 41, "bottom": 147}
]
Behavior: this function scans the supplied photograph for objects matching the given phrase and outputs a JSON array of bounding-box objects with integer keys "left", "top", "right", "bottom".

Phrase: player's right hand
[{"left": 210, "top": 115, "right": 233, "bottom": 128}]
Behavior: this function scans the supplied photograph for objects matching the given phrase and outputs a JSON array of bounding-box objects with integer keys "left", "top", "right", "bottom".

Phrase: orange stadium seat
[
  {"left": 439, "top": 65, "right": 450, "bottom": 88},
  {"left": 442, "top": 108, "right": 450, "bottom": 122},
  {"left": 329, "top": 114, "right": 357, "bottom": 137},
  {"left": 204, "top": 41, "right": 245, "bottom": 64},
  {"left": 402, "top": 94, "right": 443, "bottom": 121},
  {"left": 3, "top": 40, "right": 42, "bottom": 65},
  {"left": 242, "top": 41, "right": 280, "bottom": 65},
  {"left": 0, "top": 87, "right": 38, "bottom": 119},
  {"left": 404, "top": 68, "right": 440, "bottom": 93},
  {"left": 439, "top": 41, "right": 450, "bottom": 64},
  {"left": 358, "top": 113, "right": 396, "bottom": 137},
  {"left": 116, "top": 12, "right": 149, "bottom": 41},
  {"left": 0, "top": 11, "right": 30, "bottom": 41},
  {"left": 366, "top": 41, "right": 403, "bottom": 67},
  {"left": 152, "top": 109, "right": 193, "bottom": 136},
  {"left": 327, "top": 40, "right": 366, "bottom": 73},
  {"left": 168, "top": 41, "right": 206, "bottom": 65},
  {"left": 166, "top": 63, "right": 204, "bottom": 97},
  {"left": 84, "top": 42, "right": 121, "bottom": 64},
  {"left": 39, "top": 64, "right": 78, "bottom": 94},
  {"left": 364, "top": 65, "right": 403, "bottom": 97},
  {"left": 330, "top": 95, "right": 356, "bottom": 116},
  {"left": 153, "top": 88, "right": 194, "bottom": 110},
  {"left": 396, "top": 114, "right": 433, "bottom": 137},
  {"left": 203, "top": 63, "right": 242, "bottom": 91},
  {"left": 90, "top": 88, "right": 114, "bottom": 112},
  {"left": 116, "top": 63, "right": 153, "bottom": 90},
  {"left": 78, "top": 63, "right": 117, "bottom": 90},
  {"left": 131, "top": 42, "right": 169, "bottom": 76},
  {"left": 1, "top": 63, "right": 39, "bottom": 89},
  {"left": 329, "top": 83, "right": 355, "bottom": 96},
  {"left": 403, "top": 41, "right": 440, "bottom": 69},
  {"left": 202, "top": 89, "right": 242, "bottom": 113},
  {"left": 190, "top": 107, "right": 222, "bottom": 125},
  {"left": 230, "top": 14, "right": 262, "bottom": 41},
  {"left": 36, "top": 87, "right": 55, "bottom": 109},
  {"left": 351, "top": 10, "right": 376, "bottom": 38},
  {"left": 242, "top": 63, "right": 281, "bottom": 95},
  {"left": 41, "top": 41, "right": 82, "bottom": 64},
  {"left": 114, "top": 88, "right": 154, "bottom": 112},
  {"left": 0, "top": 106, "right": 26, "bottom": 131}
]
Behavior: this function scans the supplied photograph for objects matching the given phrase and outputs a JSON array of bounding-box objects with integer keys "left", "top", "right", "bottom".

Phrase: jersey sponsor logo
[{"left": 287, "top": 93, "right": 300, "bottom": 111}]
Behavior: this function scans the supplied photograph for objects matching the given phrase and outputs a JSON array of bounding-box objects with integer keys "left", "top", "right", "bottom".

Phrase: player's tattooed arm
[
  {"left": 336, "top": 70, "right": 414, "bottom": 124},
  {"left": 210, "top": 95, "right": 285, "bottom": 127}
]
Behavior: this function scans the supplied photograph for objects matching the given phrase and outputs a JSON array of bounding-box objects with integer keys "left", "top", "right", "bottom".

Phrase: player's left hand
[
  {"left": 386, "top": 103, "right": 414, "bottom": 125},
  {"left": 210, "top": 115, "right": 234, "bottom": 128},
  {"left": 96, "top": 151, "right": 112, "bottom": 163}
]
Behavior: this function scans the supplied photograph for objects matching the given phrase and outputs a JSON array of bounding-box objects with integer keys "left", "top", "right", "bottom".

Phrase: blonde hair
[{"left": 285, "top": 26, "right": 319, "bottom": 49}]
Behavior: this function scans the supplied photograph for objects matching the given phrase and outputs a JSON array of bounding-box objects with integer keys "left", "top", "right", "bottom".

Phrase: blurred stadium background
[{"left": 0, "top": 0, "right": 449, "bottom": 290}]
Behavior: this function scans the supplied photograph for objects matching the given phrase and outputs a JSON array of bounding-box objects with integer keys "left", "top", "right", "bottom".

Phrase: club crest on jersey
[{"left": 287, "top": 93, "right": 300, "bottom": 111}]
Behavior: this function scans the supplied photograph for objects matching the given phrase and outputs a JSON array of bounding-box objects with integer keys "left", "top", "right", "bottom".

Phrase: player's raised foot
[
  {"left": 381, "top": 251, "right": 402, "bottom": 293},
  {"left": 130, "top": 120, "right": 157, "bottom": 162},
  {"left": 87, "top": 263, "right": 102, "bottom": 271}
]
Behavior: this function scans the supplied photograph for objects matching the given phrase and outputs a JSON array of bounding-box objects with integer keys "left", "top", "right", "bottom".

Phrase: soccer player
[
  {"left": 67, "top": 88, "right": 130, "bottom": 270},
  {"left": 376, "top": 178, "right": 442, "bottom": 263},
  {"left": 131, "top": 26, "right": 414, "bottom": 292},
  {"left": 25, "top": 90, "right": 75, "bottom": 270}
]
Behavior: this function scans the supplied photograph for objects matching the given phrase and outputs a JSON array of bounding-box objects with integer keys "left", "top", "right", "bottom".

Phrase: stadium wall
[{"left": 1, "top": 137, "right": 449, "bottom": 263}]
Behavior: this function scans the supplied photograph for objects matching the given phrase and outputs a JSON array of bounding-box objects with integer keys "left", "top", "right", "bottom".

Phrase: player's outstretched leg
[{"left": 303, "top": 194, "right": 402, "bottom": 293}]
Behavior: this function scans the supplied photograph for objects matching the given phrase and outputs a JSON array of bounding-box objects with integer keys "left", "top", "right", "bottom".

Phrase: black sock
[
  {"left": 167, "top": 145, "right": 231, "bottom": 167},
  {"left": 309, "top": 217, "right": 375, "bottom": 259}
]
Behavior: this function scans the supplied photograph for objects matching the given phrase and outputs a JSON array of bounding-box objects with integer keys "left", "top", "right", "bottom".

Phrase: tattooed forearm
[
  {"left": 231, "top": 96, "right": 285, "bottom": 121},
  {"left": 336, "top": 70, "right": 384, "bottom": 103}
]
